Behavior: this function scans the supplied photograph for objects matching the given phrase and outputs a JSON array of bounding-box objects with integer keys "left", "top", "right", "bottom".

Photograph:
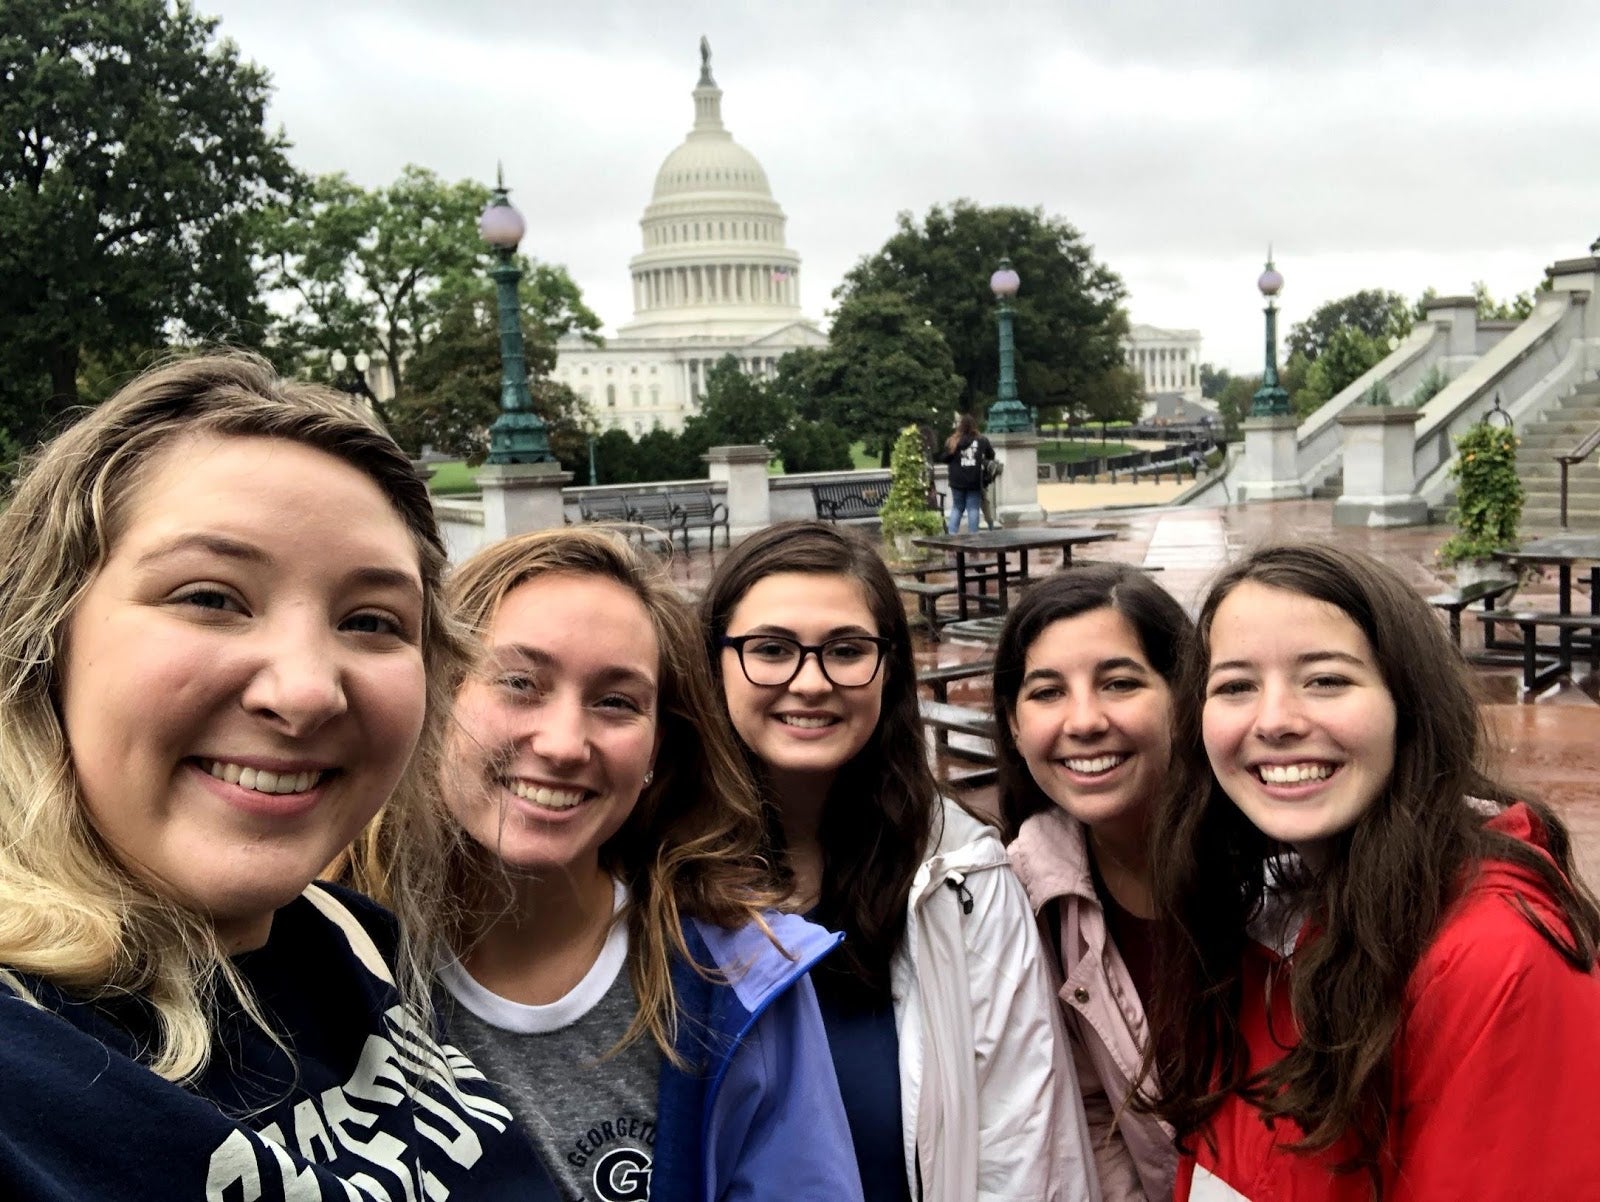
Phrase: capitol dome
[{"left": 618, "top": 41, "right": 807, "bottom": 338}]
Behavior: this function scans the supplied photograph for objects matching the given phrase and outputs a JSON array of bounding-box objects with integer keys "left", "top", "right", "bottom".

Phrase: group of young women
[{"left": 0, "top": 352, "right": 1596, "bottom": 1202}]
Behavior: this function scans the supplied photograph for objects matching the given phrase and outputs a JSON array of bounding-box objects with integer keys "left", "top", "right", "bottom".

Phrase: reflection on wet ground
[{"left": 661, "top": 499, "right": 1599, "bottom": 889}]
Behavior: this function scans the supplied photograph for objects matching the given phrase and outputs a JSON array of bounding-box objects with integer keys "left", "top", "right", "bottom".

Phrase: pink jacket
[{"left": 1008, "top": 808, "right": 1176, "bottom": 1202}]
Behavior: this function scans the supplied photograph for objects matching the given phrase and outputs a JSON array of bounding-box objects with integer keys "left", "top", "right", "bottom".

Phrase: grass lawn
[
  {"left": 1036, "top": 440, "right": 1137, "bottom": 464},
  {"left": 427, "top": 460, "right": 480, "bottom": 495}
]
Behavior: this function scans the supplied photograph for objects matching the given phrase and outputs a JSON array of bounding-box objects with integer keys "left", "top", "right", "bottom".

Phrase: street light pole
[
  {"left": 985, "top": 258, "right": 1033, "bottom": 434},
  {"left": 1248, "top": 253, "right": 1291, "bottom": 418},
  {"left": 478, "top": 167, "right": 554, "bottom": 465}
]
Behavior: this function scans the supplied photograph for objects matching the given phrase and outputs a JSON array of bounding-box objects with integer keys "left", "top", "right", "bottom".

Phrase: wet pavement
[{"left": 659, "top": 499, "right": 1600, "bottom": 889}]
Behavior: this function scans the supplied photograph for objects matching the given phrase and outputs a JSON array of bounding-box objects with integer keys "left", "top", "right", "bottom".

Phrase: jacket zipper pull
[{"left": 945, "top": 875, "right": 974, "bottom": 915}]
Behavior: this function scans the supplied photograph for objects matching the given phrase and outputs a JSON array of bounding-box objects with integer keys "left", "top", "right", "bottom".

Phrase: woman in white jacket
[{"left": 702, "top": 521, "right": 1097, "bottom": 1202}]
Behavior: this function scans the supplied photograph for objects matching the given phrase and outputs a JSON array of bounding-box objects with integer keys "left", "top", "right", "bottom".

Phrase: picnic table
[
  {"left": 910, "top": 526, "right": 1117, "bottom": 620},
  {"left": 1483, "top": 535, "right": 1600, "bottom": 692}
]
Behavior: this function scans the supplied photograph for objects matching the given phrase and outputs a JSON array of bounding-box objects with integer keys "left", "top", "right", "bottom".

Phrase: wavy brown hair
[
  {"left": 945, "top": 413, "right": 979, "bottom": 455},
  {"left": 1146, "top": 543, "right": 1600, "bottom": 1188},
  {"left": 0, "top": 351, "right": 465, "bottom": 1082},
  {"left": 992, "top": 563, "right": 1193, "bottom": 844},
  {"left": 349, "top": 527, "right": 781, "bottom": 1062},
  {"left": 701, "top": 521, "right": 945, "bottom": 1006}
]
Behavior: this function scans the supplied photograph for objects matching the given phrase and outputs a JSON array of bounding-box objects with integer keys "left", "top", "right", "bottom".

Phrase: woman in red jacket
[{"left": 1147, "top": 543, "right": 1600, "bottom": 1201}]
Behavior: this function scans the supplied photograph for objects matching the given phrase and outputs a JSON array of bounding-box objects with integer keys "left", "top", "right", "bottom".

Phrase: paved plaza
[{"left": 656, "top": 499, "right": 1600, "bottom": 890}]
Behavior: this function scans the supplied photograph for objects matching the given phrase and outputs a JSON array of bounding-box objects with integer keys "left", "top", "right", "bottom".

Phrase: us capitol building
[{"left": 553, "top": 41, "right": 826, "bottom": 434}]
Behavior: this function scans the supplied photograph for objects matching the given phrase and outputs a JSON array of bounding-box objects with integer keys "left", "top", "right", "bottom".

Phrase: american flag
[{"left": 770, "top": 267, "right": 792, "bottom": 282}]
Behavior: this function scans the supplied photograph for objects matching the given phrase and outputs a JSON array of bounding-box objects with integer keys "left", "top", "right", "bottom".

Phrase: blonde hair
[
  {"left": 347, "top": 527, "right": 782, "bottom": 1062},
  {"left": 0, "top": 351, "right": 469, "bottom": 1081}
]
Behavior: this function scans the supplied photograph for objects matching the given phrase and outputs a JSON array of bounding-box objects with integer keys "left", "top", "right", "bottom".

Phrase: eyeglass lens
[{"left": 736, "top": 635, "right": 883, "bottom": 687}]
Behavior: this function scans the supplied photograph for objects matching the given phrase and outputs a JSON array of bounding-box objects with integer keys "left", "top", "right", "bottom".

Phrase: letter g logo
[{"left": 593, "top": 1146, "right": 652, "bottom": 1202}]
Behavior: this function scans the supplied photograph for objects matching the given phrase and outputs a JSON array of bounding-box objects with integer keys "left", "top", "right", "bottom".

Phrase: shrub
[
  {"left": 879, "top": 424, "right": 944, "bottom": 545},
  {"left": 1436, "top": 421, "right": 1523, "bottom": 567},
  {"left": 1408, "top": 364, "right": 1450, "bottom": 408}
]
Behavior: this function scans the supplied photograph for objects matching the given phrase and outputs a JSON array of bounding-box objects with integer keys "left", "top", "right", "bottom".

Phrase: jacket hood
[
  {"left": 1006, "top": 807, "right": 1095, "bottom": 916},
  {"left": 907, "top": 798, "right": 1011, "bottom": 912},
  {"left": 691, "top": 911, "right": 840, "bottom": 1015}
]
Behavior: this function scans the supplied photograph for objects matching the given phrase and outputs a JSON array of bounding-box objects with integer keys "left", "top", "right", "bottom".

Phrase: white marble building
[
  {"left": 1125, "top": 323, "right": 1204, "bottom": 415},
  {"left": 554, "top": 43, "right": 826, "bottom": 434}
]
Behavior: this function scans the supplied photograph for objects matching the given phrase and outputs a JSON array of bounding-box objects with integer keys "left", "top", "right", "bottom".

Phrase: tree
[
  {"left": 1199, "top": 363, "right": 1233, "bottom": 400},
  {"left": 257, "top": 166, "right": 601, "bottom": 394},
  {"left": 1285, "top": 290, "right": 1411, "bottom": 364},
  {"left": 681, "top": 355, "right": 794, "bottom": 454},
  {"left": 1292, "top": 326, "right": 1384, "bottom": 418},
  {"left": 0, "top": 0, "right": 295, "bottom": 448},
  {"left": 386, "top": 293, "right": 594, "bottom": 471},
  {"left": 1472, "top": 281, "right": 1535, "bottom": 322},
  {"left": 836, "top": 201, "right": 1129, "bottom": 419},
  {"left": 1072, "top": 364, "right": 1143, "bottom": 428},
  {"left": 811, "top": 292, "right": 962, "bottom": 462},
  {"left": 1216, "top": 375, "right": 1262, "bottom": 441}
]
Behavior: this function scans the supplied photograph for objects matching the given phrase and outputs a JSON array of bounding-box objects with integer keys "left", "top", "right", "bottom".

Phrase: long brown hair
[
  {"left": 349, "top": 528, "right": 780, "bottom": 1063},
  {"left": 701, "top": 521, "right": 943, "bottom": 1005},
  {"left": 992, "top": 564, "right": 1193, "bottom": 843},
  {"left": 1146, "top": 543, "right": 1600, "bottom": 1186},
  {"left": 945, "top": 413, "right": 979, "bottom": 455}
]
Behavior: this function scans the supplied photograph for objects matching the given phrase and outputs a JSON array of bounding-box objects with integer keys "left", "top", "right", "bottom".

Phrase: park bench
[
  {"left": 625, "top": 493, "right": 686, "bottom": 549},
  {"left": 897, "top": 579, "right": 962, "bottom": 637},
  {"left": 1475, "top": 608, "right": 1600, "bottom": 694},
  {"left": 577, "top": 494, "right": 635, "bottom": 525},
  {"left": 667, "top": 489, "right": 729, "bottom": 550},
  {"left": 919, "top": 700, "right": 997, "bottom": 765},
  {"left": 1122, "top": 458, "right": 1198, "bottom": 484},
  {"left": 812, "top": 480, "right": 891, "bottom": 523},
  {"left": 1425, "top": 578, "right": 1518, "bottom": 651},
  {"left": 918, "top": 658, "right": 996, "bottom": 705}
]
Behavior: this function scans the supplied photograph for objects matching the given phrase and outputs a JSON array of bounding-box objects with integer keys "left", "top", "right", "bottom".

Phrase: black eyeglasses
[{"left": 719, "top": 633, "right": 892, "bottom": 688}]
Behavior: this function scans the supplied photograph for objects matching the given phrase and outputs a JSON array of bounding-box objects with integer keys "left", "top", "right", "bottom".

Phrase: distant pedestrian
[
  {"left": 942, "top": 414, "right": 994, "bottom": 534},
  {"left": 1150, "top": 544, "right": 1600, "bottom": 1201},
  {"left": 980, "top": 455, "right": 1003, "bottom": 528}
]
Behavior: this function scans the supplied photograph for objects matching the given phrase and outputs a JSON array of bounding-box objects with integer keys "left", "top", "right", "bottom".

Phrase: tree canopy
[
  {"left": 1285, "top": 289, "right": 1411, "bottom": 364},
  {"left": 0, "top": 0, "right": 295, "bottom": 447},
  {"left": 256, "top": 166, "right": 601, "bottom": 393},
  {"left": 835, "top": 201, "right": 1129, "bottom": 421}
]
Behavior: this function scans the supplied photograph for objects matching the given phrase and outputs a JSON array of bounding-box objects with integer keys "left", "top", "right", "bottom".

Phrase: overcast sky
[{"left": 201, "top": 0, "right": 1599, "bottom": 372}]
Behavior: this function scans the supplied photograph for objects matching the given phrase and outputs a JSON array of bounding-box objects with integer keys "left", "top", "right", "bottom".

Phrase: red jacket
[{"left": 1177, "top": 804, "right": 1600, "bottom": 1201}]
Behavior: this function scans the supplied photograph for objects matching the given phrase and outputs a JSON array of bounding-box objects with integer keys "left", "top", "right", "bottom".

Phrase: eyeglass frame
[{"left": 718, "top": 633, "right": 893, "bottom": 688}]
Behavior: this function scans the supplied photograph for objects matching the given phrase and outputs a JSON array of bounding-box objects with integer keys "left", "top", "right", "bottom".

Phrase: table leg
[
  {"left": 956, "top": 551, "right": 969, "bottom": 621},
  {"left": 1559, "top": 564, "right": 1573, "bottom": 672}
]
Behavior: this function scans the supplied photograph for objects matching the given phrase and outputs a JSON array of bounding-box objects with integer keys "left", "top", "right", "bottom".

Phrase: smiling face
[
  {"left": 61, "top": 434, "right": 427, "bottom": 951},
  {"left": 445, "top": 572, "right": 660, "bottom": 878},
  {"left": 1202, "top": 581, "right": 1398, "bottom": 864},
  {"left": 719, "top": 572, "right": 884, "bottom": 791},
  {"left": 1008, "top": 607, "right": 1173, "bottom": 836}
]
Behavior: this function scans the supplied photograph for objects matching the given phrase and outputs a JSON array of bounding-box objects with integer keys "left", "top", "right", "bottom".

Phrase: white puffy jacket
[{"left": 890, "top": 798, "right": 1101, "bottom": 1202}]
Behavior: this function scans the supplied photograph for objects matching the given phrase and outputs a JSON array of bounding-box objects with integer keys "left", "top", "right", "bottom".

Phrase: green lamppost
[
  {"left": 985, "top": 258, "right": 1034, "bottom": 434},
  {"left": 1248, "top": 254, "right": 1291, "bottom": 418},
  {"left": 478, "top": 169, "right": 554, "bottom": 464}
]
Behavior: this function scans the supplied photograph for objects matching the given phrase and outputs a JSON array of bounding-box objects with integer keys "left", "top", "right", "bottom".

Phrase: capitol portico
[{"left": 554, "top": 41, "right": 826, "bottom": 434}]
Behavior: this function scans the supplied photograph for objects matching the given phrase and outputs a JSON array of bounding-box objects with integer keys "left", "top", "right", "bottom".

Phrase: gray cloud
[{"left": 200, "top": 0, "right": 1600, "bottom": 369}]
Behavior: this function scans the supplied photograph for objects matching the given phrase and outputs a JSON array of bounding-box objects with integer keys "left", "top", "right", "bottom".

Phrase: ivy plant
[
  {"left": 879, "top": 425, "right": 945, "bottom": 548},
  {"left": 1436, "top": 421, "right": 1523, "bottom": 567}
]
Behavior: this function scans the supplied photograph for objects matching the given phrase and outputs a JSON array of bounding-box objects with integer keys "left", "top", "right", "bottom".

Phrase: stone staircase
[
  {"left": 1311, "top": 471, "right": 1343, "bottom": 501},
  {"left": 1518, "top": 379, "right": 1600, "bottom": 531}
]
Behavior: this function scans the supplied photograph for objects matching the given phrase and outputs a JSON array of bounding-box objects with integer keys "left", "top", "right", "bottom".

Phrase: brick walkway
[{"left": 659, "top": 499, "right": 1600, "bottom": 888}]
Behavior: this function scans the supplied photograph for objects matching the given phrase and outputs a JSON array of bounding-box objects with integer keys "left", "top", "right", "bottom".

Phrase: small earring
[{"left": 643, "top": 769, "right": 655, "bottom": 787}]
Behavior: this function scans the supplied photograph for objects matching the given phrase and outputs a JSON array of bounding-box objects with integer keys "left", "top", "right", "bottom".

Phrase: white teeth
[
  {"left": 506, "top": 781, "right": 588, "bottom": 809},
  {"left": 1258, "top": 763, "right": 1334, "bottom": 784},
  {"left": 1064, "top": 754, "right": 1128, "bottom": 775},
  {"left": 203, "top": 761, "right": 322, "bottom": 795},
  {"left": 777, "top": 715, "right": 834, "bottom": 729}
]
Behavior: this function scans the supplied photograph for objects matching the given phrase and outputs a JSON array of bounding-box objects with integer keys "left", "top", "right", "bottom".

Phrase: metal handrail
[{"left": 1556, "top": 424, "right": 1600, "bottom": 530}]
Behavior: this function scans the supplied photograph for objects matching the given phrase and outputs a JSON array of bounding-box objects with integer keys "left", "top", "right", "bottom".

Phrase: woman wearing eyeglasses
[{"left": 702, "top": 522, "right": 1096, "bottom": 1202}]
